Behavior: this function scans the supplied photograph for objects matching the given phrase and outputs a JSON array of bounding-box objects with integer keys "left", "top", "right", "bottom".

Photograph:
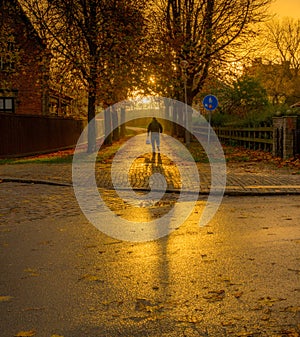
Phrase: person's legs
[
  {"left": 151, "top": 133, "right": 156, "bottom": 152},
  {"left": 151, "top": 132, "right": 160, "bottom": 152},
  {"left": 156, "top": 133, "right": 160, "bottom": 152}
]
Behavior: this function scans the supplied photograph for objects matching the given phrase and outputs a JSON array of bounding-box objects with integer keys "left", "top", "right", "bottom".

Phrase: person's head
[{"left": 152, "top": 117, "right": 157, "bottom": 121}]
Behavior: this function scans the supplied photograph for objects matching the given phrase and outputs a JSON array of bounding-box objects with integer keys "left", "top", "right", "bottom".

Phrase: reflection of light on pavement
[
  {"left": 73, "top": 97, "right": 226, "bottom": 242},
  {"left": 99, "top": 189, "right": 178, "bottom": 222}
]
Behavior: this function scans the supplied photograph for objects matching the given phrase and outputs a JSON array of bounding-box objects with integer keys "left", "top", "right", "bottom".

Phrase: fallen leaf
[
  {"left": 284, "top": 306, "right": 300, "bottom": 313},
  {"left": 203, "top": 289, "right": 225, "bottom": 302},
  {"left": 145, "top": 304, "right": 164, "bottom": 313},
  {"left": 50, "top": 335, "right": 64, "bottom": 337},
  {"left": 78, "top": 274, "right": 104, "bottom": 282},
  {"left": 0, "top": 228, "right": 10, "bottom": 232},
  {"left": 233, "top": 291, "right": 243, "bottom": 299},
  {"left": 23, "top": 268, "right": 39, "bottom": 277},
  {"left": 257, "top": 296, "right": 286, "bottom": 306},
  {"left": 0, "top": 295, "right": 13, "bottom": 302},
  {"left": 221, "top": 320, "right": 235, "bottom": 326},
  {"left": 135, "top": 298, "right": 152, "bottom": 311},
  {"left": 14, "top": 330, "right": 36, "bottom": 337},
  {"left": 85, "top": 245, "right": 97, "bottom": 249},
  {"left": 236, "top": 332, "right": 255, "bottom": 337},
  {"left": 261, "top": 314, "right": 270, "bottom": 321},
  {"left": 277, "top": 328, "right": 299, "bottom": 337},
  {"left": 22, "top": 307, "right": 45, "bottom": 312},
  {"left": 38, "top": 240, "right": 52, "bottom": 246},
  {"left": 176, "top": 315, "right": 202, "bottom": 324}
]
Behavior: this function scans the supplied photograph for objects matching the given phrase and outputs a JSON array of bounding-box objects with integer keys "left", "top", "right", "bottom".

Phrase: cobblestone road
[
  {"left": 0, "top": 180, "right": 299, "bottom": 336},
  {"left": 1, "top": 133, "right": 300, "bottom": 336},
  {"left": 1, "top": 133, "right": 300, "bottom": 195}
]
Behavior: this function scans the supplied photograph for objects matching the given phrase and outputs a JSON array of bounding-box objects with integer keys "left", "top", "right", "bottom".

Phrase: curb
[
  {"left": 117, "top": 186, "right": 300, "bottom": 197},
  {"left": 2, "top": 177, "right": 300, "bottom": 196},
  {"left": 0, "top": 177, "right": 72, "bottom": 187}
]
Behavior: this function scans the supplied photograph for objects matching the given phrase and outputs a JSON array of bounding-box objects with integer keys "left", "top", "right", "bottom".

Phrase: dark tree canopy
[
  {"left": 20, "top": 0, "right": 148, "bottom": 151},
  {"left": 16, "top": 0, "right": 274, "bottom": 149}
]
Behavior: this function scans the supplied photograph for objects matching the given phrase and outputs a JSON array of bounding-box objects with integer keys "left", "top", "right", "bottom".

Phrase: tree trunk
[
  {"left": 120, "top": 107, "right": 126, "bottom": 137},
  {"left": 87, "top": 81, "right": 96, "bottom": 153},
  {"left": 112, "top": 106, "right": 119, "bottom": 141},
  {"left": 104, "top": 107, "right": 112, "bottom": 145},
  {"left": 184, "top": 87, "right": 194, "bottom": 146},
  {"left": 164, "top": 100, "right": 172, "bottom": 133},
  {"left": 171, "top": 103, "right": 178, "bottom": 137}
]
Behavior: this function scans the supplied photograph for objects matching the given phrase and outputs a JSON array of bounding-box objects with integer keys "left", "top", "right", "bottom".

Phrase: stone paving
[
  {"left": 1, "top": 135, "right": 300, "bottom": 337},
  {"left": 0, "top": 182, "right": 299, "bottom": 337},
  {"left": 0, "top": 133, "right": 300, "bottom": 195}
]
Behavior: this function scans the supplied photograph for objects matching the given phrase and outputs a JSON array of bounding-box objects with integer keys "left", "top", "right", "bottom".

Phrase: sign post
[{"left": 202, "top": 95, "right": 218, "bottom": 145}]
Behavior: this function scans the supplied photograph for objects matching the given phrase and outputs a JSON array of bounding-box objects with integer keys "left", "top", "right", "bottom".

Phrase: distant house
[
  {"left": 244, "top": 58, "right": 300, "bottom": 106},
  {"left": 0, "top": 0, "right": 72, "bottom": 116}
]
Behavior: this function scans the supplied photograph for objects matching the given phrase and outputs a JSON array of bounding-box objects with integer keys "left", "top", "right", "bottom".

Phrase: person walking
[{"left": 147, "top": 117, "right": 163, "bottom": 153}]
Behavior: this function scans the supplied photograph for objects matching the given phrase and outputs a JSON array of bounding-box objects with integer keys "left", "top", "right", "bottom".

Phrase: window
[
  {"left": 0, "top": 97, "right": 15, "bottom": 113},
  {"left": 0, "top": 41, "right": 16, "bottom": 71}
]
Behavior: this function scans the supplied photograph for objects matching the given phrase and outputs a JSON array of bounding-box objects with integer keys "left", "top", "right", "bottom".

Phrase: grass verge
[
  {"left": 0, "top": 129, "right": 138, "bottom": 165},
  {"left": 1, "top": 132, "right": 299, "bottom": 173}
]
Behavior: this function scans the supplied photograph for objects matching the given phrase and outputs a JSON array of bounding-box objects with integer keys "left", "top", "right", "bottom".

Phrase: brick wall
[
  {"left": 273, "top": 116, "right": 298, "bottom": 159},
  {"left": 0, "top": 0, "right": 50, "bottom": 115}
]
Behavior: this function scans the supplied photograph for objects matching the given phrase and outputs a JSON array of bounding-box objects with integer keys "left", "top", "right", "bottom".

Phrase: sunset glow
[{"left": 270, "top": 0, "right": 300, "bottom": 19}]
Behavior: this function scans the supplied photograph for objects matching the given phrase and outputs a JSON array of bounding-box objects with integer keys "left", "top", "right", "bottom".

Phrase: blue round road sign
[{"left": 203, "top": 95, "right": 218, "bottom": 111}]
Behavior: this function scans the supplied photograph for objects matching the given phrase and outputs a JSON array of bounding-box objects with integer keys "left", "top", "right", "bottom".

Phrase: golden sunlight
[
  {"left": 270, "top": 0, "right": 300, "bottom": 19},
  {"left": 149, "top": 75, "right": 156, "bottom": 84}
]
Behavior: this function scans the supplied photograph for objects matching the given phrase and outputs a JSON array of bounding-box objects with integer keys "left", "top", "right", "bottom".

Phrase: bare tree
[
  {"left": 151, "top": 0, "right": 272, "bottom": 105},
  {"left": 264, "top": 18, "right": 300, "bottom": 74},
  {"left": 261, "top": 18, "right": 300, "bottom": 105}
]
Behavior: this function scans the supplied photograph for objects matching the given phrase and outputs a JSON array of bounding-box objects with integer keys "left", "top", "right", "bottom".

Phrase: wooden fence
[
  {"left": 0, "top": 113, "right": 85, "bottom": 158},
  {"left": 196, "top": 117, "right": 299, "bottom": 159},
  {"left": 214, "top": 126, "right": 273, "bottom": 152}
]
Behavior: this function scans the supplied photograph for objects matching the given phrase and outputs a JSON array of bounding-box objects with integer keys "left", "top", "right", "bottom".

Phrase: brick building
[{"left": 0, "top": 0, "right": 72, "bottom": 116}]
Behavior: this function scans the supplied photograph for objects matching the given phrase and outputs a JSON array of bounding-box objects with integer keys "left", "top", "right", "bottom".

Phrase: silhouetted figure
[{"left": 147, "top": 117, "right": 163, "bottom": 153}]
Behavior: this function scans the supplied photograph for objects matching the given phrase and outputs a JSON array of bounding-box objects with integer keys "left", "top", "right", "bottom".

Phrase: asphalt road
[{"left": 0, "top": 182, "right": 299, "bottom": 337}]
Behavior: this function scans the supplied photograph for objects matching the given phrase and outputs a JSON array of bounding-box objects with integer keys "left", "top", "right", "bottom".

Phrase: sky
[{"left": 270, "top": 0, "right": 300, "bottom": 19}]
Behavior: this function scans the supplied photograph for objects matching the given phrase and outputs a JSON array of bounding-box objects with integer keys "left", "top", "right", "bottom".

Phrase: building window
[
  {"left": 0, "top": 97, "right": 15, "bottom": 113},
  {"left": 0, "top": 41, "right": 16, "bottom": 71}
]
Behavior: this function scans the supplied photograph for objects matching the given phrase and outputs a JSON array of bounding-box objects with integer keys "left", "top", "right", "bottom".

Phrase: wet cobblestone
[
  {"left": 1, "top": 134, "right": 300, "bottom": 194},
  {"left": 0, "top": 181, "right": 299, "bottom": 336},
  {"left": 0, "top": 183, "right": 81, "bottom": 226},
  {"left": 1, "top": 135, "right": 300, "bottom": 336}
]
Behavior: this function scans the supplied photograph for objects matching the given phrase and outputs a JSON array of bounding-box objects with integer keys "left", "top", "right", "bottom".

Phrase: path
[{"left": 1, "top": 133, "right": 300, "bottom": 195}]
